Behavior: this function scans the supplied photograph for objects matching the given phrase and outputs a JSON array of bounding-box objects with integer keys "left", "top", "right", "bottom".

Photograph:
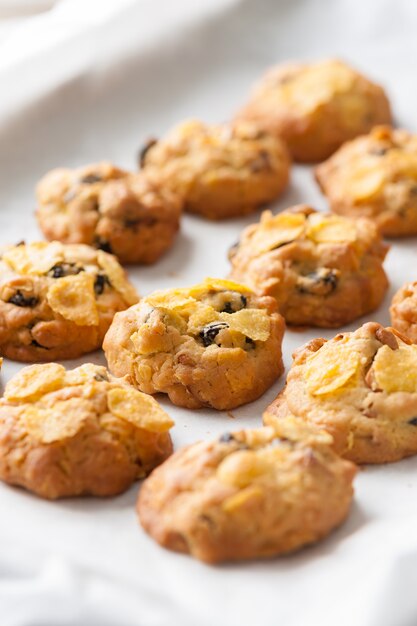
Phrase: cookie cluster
[{"left": 2, "top": 56, "right": 417, "bottom": 565}]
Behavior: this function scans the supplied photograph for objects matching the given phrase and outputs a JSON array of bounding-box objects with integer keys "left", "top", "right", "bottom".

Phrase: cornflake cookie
[
  {"left": 104, "top": 278, "right": 285, "bottom": 410},
  {"left": 316, "top": 126, "right": 417, "bottom": 237},
  {"left": 0, "top": 241, "right": 138, "bottom": 362},
  {"left": 0, "top": 363, "right": 174, "bottom": 499},
  {"left": 36, "top": 162, "right": 181, "bottom": 264},
  {"left": 236, "top": 59, "right": 391, "bottom": 162},
  {"left": 228, "top": 205, "right": 389, "bottom": 328},
  {"left": 391, "top": 282, "right": 417, "bottom": 343},
  {"left": 139, "top": 119, "right": 290, "bottom": 219},
  {"left": 264, "top": 322, "right": 417, "bottom": 464},
  {"left": 138, "top": 421, "right": 356, "bottom": 563}
]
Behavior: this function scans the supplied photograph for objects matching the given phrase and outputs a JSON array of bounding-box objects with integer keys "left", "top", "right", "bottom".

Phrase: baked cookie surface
[
  {"left": 139, "top": 120, "right": 290, "bottom": 219},
  {"left": 391, "top": 282, "right": 417, "bottom": 343},
  {"left": 316, "top": 126, "right": 417, "bottom": 237},
  {"left": 103, "top": 278, "right": 285, "bottom": 410},
  {"left": 0, "top": 241, "right": 138, "bottom": 361},
  {"left": 36, "top": 162, "right": 181, "bottom": 264},
  {"left": 236, "top": 59, "right": 392, "bottom": 162},
  {"left": 228, "top": 205, "right": 389, "bottom": 327},
  {"left": 0, "top": 362, "right": 173, "bottom": 499},
  {"left": 264, "top": 322, "right": 417, "bottom": 464},
  {"left": 137, "top": 422, "right": 356, "bottom": 563}
]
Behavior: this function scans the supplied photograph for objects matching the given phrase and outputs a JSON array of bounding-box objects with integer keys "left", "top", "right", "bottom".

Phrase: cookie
[
  {"left": 0, "top": 362, "right": 174, "bottom": 499},
  {"left": 0, "top": 241, "right": 138, "bottom": 362},
  {"left": 316, "top": 126, "right": 417, "bottom": 237},
  {"left": 264, "top": 322, "right": 417, "bottom": 464},
  {"left": 390, "top": 282, "right": 417, "bottom": 343},
  {"left": 137, "top": 421, "right": 356, "bottom": 563},
  {"left": 228, "top": 205, "right": 389, "bottom": 327},
  {"left": 103, "top": 278, "right": 285, "bottom": 410},
  {"left": 139, "top": 120, "right": 290, "bottom": 219},
  {"left": 36, "top": 162, "right": 181, "bottom": 264},
  {"left": 236, "top": 59, "right": 392, "bottom": 162}
]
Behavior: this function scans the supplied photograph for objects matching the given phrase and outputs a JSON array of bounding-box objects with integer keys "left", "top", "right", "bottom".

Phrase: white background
[{"left": 1, "top": 1, "right": 417, "bottom": 625}]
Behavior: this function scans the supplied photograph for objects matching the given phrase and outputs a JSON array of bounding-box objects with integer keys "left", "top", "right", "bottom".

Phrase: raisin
[
  {"left": 199, "top": 322, "right": 229, "bottom": 347},
  {"left": 124, "top": 216, "right": 157, "bottom": 229},
  {"left": 370, "top": 147, "right": 389, "bottom": 156},
  {"left": 94, "top": 373, "right": 108, "bottom": 382},
  {"left": 221, "top": 293, "right": 247, "bottom": 314},
  {"left": 80, "top": 174, "right": 102, "bottom": 184},
  {"left": 297, "top": 268, "right": 339, "bottom": 296},
  {"left": 408, "top": 418, "right": 417, "bottom": 426},
  {"left": 245, "top": 337, "right": 256, "bottom": 349},
  {"left": 219, "top": 432, "right": 235, "bottom": 443},
  {"left": 8, "top": 291, "right": 38, "bottom": 307},
  {"left": 138, "top": 137, "right": 158, "bottom": 168},
  {"left": 47, "top": 263, "right": 84, "bottom": 278},
  {"left": 95, "top": 238, "right": 113, "bottom": 254},
  {"left": 94, "top": 274, "right": 110, "bottom": 295}
]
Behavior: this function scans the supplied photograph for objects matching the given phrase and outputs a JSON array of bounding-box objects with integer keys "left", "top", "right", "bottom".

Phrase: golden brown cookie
[
  {"left": 139, "top": 120, "right": 290, "bottom": 219},
  {"left": 0, "top": 362, "right": 174, "bottom": 499},
  {"left": 390, "top": 282, "right": 417, "bottom": 343},
  {"left": 36, "top": 162, "right": 181, "bottom": 264},
  {"left": 236, "top": 59, "right": 392, "bottom": 162},
  {"left": 104, "top": 278, "right": 285, "bottom": 410},
  {"left": 0, "top": 241, "right": 138, "bottom": 362},
  {"left": 137, "top": 421, "right": 356, "bottom": 563},
  {"left": 228, "top": 205, "right": 389, "bottom": 327},
  {"left": 316, "top": 126, "right": 417, "bottom": 237},
  {"left": 264, "top": 322, "right": 417, "bottom": 464}
]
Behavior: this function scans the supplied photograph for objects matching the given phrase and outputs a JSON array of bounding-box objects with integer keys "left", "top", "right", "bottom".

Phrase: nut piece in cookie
[
  {"left": 36, "top": 162, "right": 181, "bottom": 264},
  {"left": 103, "top": 277, "right": 285, "bottom": 410},
  {"left": 139, "top": 119, "right": 290, "bottom": 220},
  {"left": 137, "top": 422, "right": 356, "bottom": 563},
  {"left": 228, "top": 205, "right": 389, "bottom": 327},
  {"left": 0, "top": 363, "right": 174, "bottom": 499},
  {"left": 0, "top": 241, "right": 138, "bottom": 362},
  {"left": 316, "top": 126, "right": 417, "bottom": 237},
  {"left": 264, "top": 322, "right": 417, "bottom": 464},
  {"left": 236, "top": 59, "right": 391, "bottom": 163},
  {"left": 390, "top": 282, "right": 417, "bottom": 343}
]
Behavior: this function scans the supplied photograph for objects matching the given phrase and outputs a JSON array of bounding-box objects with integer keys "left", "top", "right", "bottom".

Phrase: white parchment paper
[{"left": 1, "top": 1, "right": 417, "bottom": 624}]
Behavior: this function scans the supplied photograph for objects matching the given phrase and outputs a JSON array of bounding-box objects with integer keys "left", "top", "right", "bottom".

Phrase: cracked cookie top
[
  {"left": 228, "top": 205, "right": 389, "bottom": 327},
  {"left": 236, "top": 59, "right": 391, "bottom": 162},
  {"left": 316, "top": 126, "right": 417, "bottom": 237},
  {"left": 0, "top": 241, "right": 138, "bottom": 361},
  {"left": 139, "top": 119, "right": 290, "bottom": 219},
  {"left": 0, "top": 362, "right": 173, "bottom": 499},
  {"left": 265, "top": 322, "right": 417, "bottom": 463},
  {"left": 36, "top": 162, "right": 181, "bottom": 264},
  {"left": 137, "top": 420, "right": 356, "bottom": 563},
  {"left": 103, "top": 278, "right": 285, "bottom": 410}
]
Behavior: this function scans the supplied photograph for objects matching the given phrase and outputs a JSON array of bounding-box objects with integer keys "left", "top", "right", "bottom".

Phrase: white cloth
[{"left": 0, "top": 1, "right": 417, "bottom": 624}]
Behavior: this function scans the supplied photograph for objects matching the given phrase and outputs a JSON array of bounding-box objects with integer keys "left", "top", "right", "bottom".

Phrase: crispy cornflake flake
[
  {"left": 2, "top": 242, "right": 64, "bottom": 275},
  {"left": 107, "top": 387, "right": 174, "bottom": 433},
  {"left": 4, "top": 363, "right": 66, "bottom": 402},
  {"left": 187, "top": 305, "right": 219, "bottom": 332},
  {"left": 47, "top": 272, "right": 99, "bottom": 326},
  {"left": 20, "top": 398, "right": 91, "bottom": 443},
  {"left": 373, "top": 344, "right": 417, "bottom": 393},
  {"left": 222, "top": 486, "right": 263, "bottom": 512},
  {"left": 97, "top": 251, "right": 138, "bottom": 306},
  {"left": 65, "top": 363, "right": 108, "bottom": 386},
  {"left": 219, "top": 309, "right": 270, "bottom": 341},
  {"left": 146, "top": 289, "right": 196, "bottom": 311},
  {"left": 250, "top": 211, "right": 306, "bottom": 253},
  {"left": 188, "top": 277, "right": 252, "bottom": 297},
  {"left": 306, "top": 214, "right": 357, "bottom": 243},
  {"left": 349, "top": 168, "right": 386, "bottom": 201},
  {"left": 304, "top": 340, "right": 361, "bottom": 395}
]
